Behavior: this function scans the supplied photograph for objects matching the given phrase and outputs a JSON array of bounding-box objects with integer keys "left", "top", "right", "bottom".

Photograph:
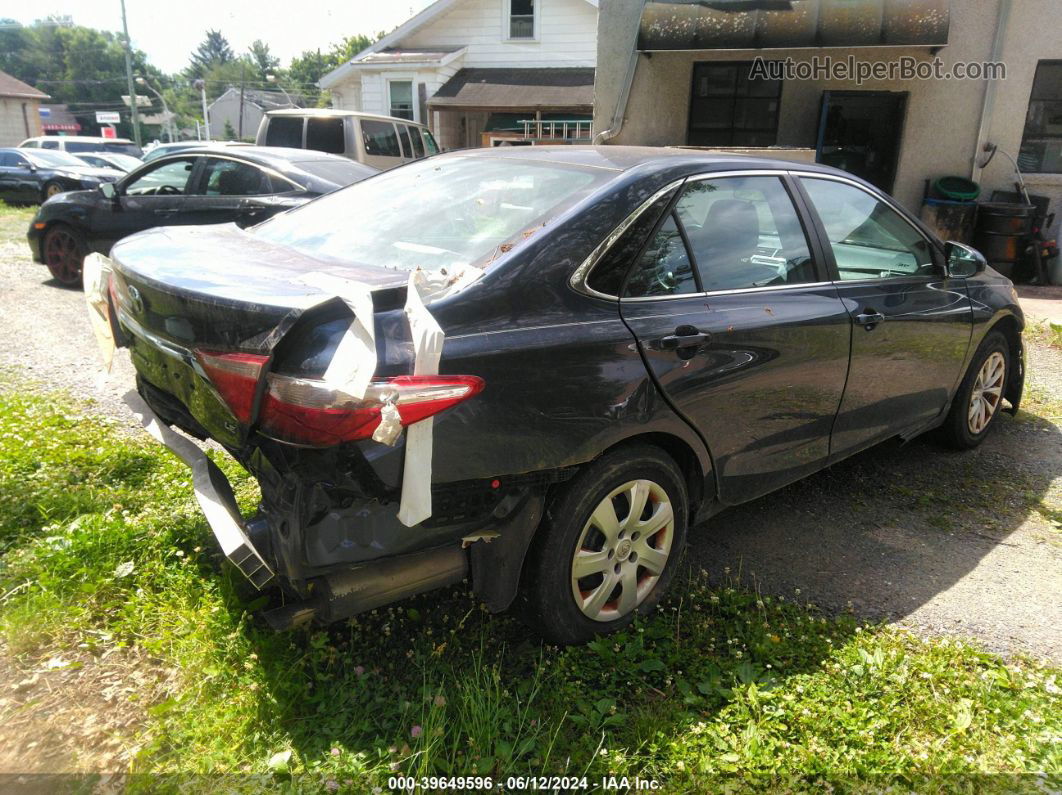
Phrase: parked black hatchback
[
  {"left": 28, "top": 146, "right": 378, "bottom": 286},
  {"left": 93, "top": 147, "right": 1025, "bottom": 644}
]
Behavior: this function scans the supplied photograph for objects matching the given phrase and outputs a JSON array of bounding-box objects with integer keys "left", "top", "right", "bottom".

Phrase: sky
[{"left": 3, "top": 0, "right": 436, "bottom": 73}]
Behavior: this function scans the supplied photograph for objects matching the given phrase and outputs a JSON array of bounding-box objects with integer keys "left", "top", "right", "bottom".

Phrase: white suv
[{"left": 20, "top": 136, "right": 143, "bottom": 158}]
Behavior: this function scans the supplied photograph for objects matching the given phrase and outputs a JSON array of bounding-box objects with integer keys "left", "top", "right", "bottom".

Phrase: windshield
[
  {"left": 22, "top": 149, "right": 86, "bottom": 167},
  {"left": 252, "top": 155, "right": 610, "bottom": 271},
  {"left": 105, "top": 154, "right": 144, "bottom": 171}
]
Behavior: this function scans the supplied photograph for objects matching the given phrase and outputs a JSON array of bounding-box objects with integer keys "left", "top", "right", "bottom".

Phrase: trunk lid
[{"left": 110, "top": 223, "right": 410, "bottom": 446}]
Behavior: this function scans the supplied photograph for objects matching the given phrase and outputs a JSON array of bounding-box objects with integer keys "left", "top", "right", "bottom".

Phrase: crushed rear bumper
[{"left": 123, "top": 389, "right": 276, "bottom": 589}]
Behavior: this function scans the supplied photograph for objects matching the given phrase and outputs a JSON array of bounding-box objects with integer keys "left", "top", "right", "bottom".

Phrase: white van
[
  {"left": 255, "top": 110, "right": 439, "bottom": 171},
  {"left": 20, "top": 135, "right": 143, "bottom": 158}
]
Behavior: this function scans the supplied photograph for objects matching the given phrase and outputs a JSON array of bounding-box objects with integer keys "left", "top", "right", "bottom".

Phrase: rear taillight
[
  {"left": 194, "top": 350, "right": 268, "bottom": 424},
  {"left": 194, "top": 349, "right": 483, "bottom": 447},
  {"left": 260, "top": 374, "right": 484, "bottom": 447}
]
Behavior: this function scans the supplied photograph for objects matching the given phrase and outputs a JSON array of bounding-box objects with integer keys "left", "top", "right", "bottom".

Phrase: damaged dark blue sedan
[{"left": 88, "top": 147, "right": 1025, "bottom": 644}]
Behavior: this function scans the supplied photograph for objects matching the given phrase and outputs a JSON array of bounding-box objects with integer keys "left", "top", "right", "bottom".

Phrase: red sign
[{"left": 101, "top": 126, "right": 117, "bottom": 139}]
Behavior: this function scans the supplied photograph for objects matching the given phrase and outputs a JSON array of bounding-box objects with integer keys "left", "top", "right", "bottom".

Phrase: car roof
[
  {"left": 436, "top": 144, "right": 849, "bottom": 178},
  {"left": 151, "top": 145, "right": 352, "bottom": 165},
  {"left": 264, "top": 108, "right": 429, "bottom": 128},
  {"left": 24, "top": 135, "right": 137, "bottom": 144}
]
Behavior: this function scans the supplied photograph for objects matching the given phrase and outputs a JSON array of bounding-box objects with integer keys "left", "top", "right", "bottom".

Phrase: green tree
[
  {"left": 247, "top": 39, "right": 279, "bottom": 82},
  {"left": 187, "top": 29, "right": 234, "bottom": 79}
]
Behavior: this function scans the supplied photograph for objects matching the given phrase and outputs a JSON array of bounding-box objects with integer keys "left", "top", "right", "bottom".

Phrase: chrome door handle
[{"left": 855, "top": 310, "right": 885, "bottom": 329}]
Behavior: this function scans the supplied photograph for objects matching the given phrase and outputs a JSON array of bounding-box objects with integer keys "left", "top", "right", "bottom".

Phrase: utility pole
[
  {"left": 237, "top": 61, "right": 246, "bottom": 139},
  {"left": 119, "top": 0, "right": 141, "bottom": 147},
  {"left": 194, "top": 79, "right": 210, "bottom": 140}
]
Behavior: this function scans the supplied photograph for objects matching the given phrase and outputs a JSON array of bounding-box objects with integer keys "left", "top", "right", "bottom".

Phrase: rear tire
[
  {"left": 941, "top": 331, "right": 1010, "bottom": 449},
  {"left": 518, "top": 445, "right": 688, "bottom": 645},
  {"left": 42, "top": 223, "right": 86, "bottom": 287}
]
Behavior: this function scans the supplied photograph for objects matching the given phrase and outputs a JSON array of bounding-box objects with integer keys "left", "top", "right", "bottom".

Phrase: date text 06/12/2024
[{"left": 386, "top": 775, "right": 661, "bottom": 790}]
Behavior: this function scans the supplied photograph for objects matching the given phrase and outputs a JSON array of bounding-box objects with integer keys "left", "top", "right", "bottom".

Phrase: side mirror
[
  {"left": 944, "top": 241, "right": 986, "bottom": 278},
  {"left": 99, "top": 182, "right": 118, "bottom": 201}
]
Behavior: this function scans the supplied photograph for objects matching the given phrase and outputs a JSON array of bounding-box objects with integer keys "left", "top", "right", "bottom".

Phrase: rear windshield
[
  {"left": 293, "top": 159, "right": 375, "bottom": 187},
  {"left": 265, "top": 117, "right": 304, "bottom": 148},
  {"left": 253, "top": 155, "right": 610, "bottom": 272}
]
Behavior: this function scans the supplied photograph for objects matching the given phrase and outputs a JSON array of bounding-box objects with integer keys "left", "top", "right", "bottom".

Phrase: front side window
[
  {"left": 509, "top": 0, "right": 535, "bottom": 39},
  {"left": 201, "top": 158, "right": 268, "bottom": 196},
  {"left": 389, "top": 81, "right": 414, "bottom": 121},
  {"left": 361, "top": 120, "right": 401, "bottom": 157},
  {"left": 40, "top": 139, "right": 59, "bottom": 150},
  {"left": 688, "top": 62, "right": 781, "bottom": 147},
  {"left": 253, "top": 155, "right": 608, "bottom": 272},
  {"left": 0, "top": 152, "right": 29, "bottom": 168},
  {"left": 800, "top": 177, "right": 933, "bottom": 280},
  {"left": 1019, "top": 60, "right": 1062, "bottom": 173},
  {"left": 677, "top": 176, "right": 815, "bottom": 291},
  {"left": 124, "top": 158, "right": 196, "bottom": 196},
  {"left": 265, "top": 117, "right": 304, "bottom": 148}
]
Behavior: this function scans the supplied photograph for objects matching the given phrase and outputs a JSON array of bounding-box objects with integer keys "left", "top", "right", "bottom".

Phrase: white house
[{"left": 319, "top": 0, "right": 598, "bottom": 150}]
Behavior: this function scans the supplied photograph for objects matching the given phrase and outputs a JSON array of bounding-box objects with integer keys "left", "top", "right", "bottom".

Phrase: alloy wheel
[
  {"left": 570, "top": 479, "right": 674, "bottom": 622},
  {"left": 45, "top": 183, "right": 64, "bottom": 199},
  {"left": 968, "top": 351, "right": 1005, "bottom": 435},
  {"left": 44, "top": 228, "right": 83, "bottom": 285}
]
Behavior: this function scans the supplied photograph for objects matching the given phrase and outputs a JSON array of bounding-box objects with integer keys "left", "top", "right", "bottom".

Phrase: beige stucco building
[
  {"left": 594, "top": 0, "right": 1062, "bottom": 241},
  {"left": 0, "top": 70, "right": 47, "bottom": 147}
]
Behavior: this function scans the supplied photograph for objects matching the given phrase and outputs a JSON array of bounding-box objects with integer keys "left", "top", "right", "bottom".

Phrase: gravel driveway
[{"left": 2, "top": 209, "right": 1059, "bottom": 662}]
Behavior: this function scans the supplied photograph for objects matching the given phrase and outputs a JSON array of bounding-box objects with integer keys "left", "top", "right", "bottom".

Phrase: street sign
[
  {"left": 121, "top": 94, "right": 151, "bottom": 107},
  {"left": 96, "top": 111, "right": 121, "bottom": 124},
  {"left": 101, "top": 126, "right": 117, "bottom": 139}
]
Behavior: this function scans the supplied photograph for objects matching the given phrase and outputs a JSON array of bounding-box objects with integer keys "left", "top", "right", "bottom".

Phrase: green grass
[{"left": 0, "top": 381, "right": 1059, "bottom": 792}]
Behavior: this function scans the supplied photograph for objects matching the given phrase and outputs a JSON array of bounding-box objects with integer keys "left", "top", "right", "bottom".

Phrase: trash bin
[
  {"left": 973, "top": 202, "right": 1035, "bottom": 280},
  {"left": 920, "top": 198, "right": 977, "bottom": 243}
]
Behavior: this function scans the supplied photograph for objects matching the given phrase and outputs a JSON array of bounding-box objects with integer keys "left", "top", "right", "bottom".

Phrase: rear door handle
[
  {"left": 855, "top": 310, "right": 885, "bottom": 329},
  {"left": 657, "top": 325, "right": 711, "bottom": 351}
]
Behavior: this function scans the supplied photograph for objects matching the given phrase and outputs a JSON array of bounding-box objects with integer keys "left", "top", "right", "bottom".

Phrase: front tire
[
  {"left": 42, "top": 181, "right": 65, "bottom": 201},
  {"left": 941, "top": 331, "right": 1010, "bottom": 449},
  {"left": 519, "top": 445, "right": 688, "bottom": 645},
  {"left": 42, "top": 223, "right": 86, "bottom": 287}
]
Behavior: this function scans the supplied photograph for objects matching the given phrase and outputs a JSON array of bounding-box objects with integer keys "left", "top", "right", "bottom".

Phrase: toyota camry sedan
[{"left": 88, "top": 147, "right": 1024, "bottom": 644}]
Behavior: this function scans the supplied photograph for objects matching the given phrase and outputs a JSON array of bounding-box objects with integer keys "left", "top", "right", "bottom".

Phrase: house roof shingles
[
  {"left": 428, "top": 68, "right": 595, "bottom": 111},
  {"left": 0, "top": 70, "right": 48, "bottom": 100}
]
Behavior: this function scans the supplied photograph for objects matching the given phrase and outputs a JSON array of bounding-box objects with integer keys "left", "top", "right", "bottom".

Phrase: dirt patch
[{"left": 0, "top": 643, "right": 172, "bottom": 774}]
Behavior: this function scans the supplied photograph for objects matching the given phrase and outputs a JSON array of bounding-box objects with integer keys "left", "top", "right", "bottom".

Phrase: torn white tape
[
  {"left": 298, "top": 272, "right": 376, "bottom": 400},
  {"left": 83, "top": 252, "right": 116, "bottom": 373},
  {"left": 397, "top": 269, "right": 446, "bottom": 527}
]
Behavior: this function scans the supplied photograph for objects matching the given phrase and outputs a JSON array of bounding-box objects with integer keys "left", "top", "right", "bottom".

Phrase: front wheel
[
  {"left": 518, "top": 445, "right": 688, "bottom": 645},
  {"left": 42, "top": 181, "right": 65, "bottom": 201},
  {"left": 941, "top": 331, "right": 1011, "bottom": 449}
]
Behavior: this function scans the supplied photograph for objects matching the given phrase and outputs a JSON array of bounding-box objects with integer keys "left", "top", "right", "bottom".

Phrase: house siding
[{"left": 0, "top": 97, "right": 43, "bottom": 146}]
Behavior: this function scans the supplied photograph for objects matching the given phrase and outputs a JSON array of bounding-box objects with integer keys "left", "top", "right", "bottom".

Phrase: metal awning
[
  {"left": 427, "top": 68, "right": 595, "bottom": 112},
  {"left": 638, "top": 0, "right": 949, "bottom": 51}
]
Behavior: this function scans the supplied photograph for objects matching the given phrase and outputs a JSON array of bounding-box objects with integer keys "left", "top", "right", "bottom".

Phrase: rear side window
[
  {"left": 202, "top": 158, "right": 269, "bottom": 195},
  {"left": 361, "top": 120, "right": 401, "bottom": 157},
  {"left": 266, "top": 117, "right": 304, "bottom": 148},
  {"left": 623, "top": 213, "right": 698, "bottom": 298},
  {"left": 306, "top": 117, "right": 345, "bottom": 154},
  {"left": 41, "top": 139, "right": 59, "bottom": 150},
  {"left": 397, "top": 125, "right": 414, "bottom": 158},
  {"left": 410, "top": 128, "right": 425, "bottom": 158},
  {"left": 677, "top": 176, "right": 815, "bottom": 291},
  {"left": 586, "top": 189, "right": 677, "bottom": 296}
]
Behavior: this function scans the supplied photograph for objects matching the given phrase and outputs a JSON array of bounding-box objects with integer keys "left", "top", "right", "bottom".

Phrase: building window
[
  {"left": 509, "top": 0, "right": 535, "bottom": 39},
  {"left": 1019, "top": 61, "right": 1062, "bottom": 173},
  {"left": 389, "top": 81, "right": 414, "bottom": 121},
  {"left": 687, "top": 62, "right": 782, "bottom": 147}
]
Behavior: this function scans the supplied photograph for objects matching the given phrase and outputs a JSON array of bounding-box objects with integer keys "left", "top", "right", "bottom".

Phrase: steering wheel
[{"left": 156, "top": 184, "right": 181, "bottom": 196}]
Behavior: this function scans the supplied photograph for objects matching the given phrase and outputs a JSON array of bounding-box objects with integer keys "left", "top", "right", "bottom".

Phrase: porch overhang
[
  {"left": 638, "top": 0, "right": 949, "bottom": 51},
  {"left": 427, "top": 68, "right": 595, "bottom": 113}
]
